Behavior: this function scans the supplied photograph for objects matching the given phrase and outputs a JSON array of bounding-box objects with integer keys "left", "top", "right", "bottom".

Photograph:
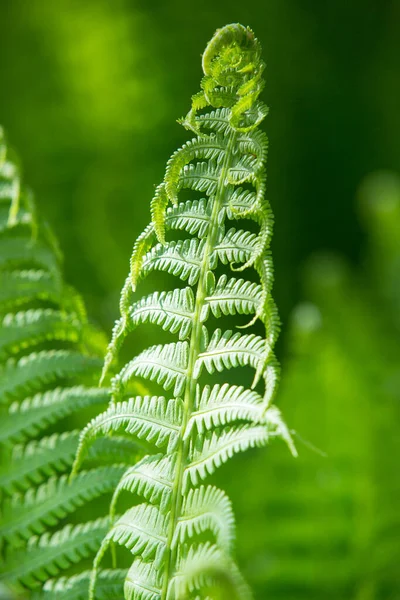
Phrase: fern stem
[{"left": 161, "top": 130, "right": 237, "bottom": 598}]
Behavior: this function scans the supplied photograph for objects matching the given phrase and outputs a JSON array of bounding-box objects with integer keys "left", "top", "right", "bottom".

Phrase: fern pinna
[
  {"left": 73, "top": 23, "right": 296, "bottom": 600},
  {"left": 0, "top": 127, "right": 138, "bottom": 597}
]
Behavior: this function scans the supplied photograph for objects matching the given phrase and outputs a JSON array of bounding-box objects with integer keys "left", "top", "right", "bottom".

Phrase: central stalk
[{"left": 161, "top": 129, "right": 237, "bottom": 597}]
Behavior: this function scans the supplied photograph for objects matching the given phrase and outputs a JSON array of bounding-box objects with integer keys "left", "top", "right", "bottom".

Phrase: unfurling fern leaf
[
  {"left": 0, "top": 128, "right": 139, "bottom": 596},
  {"left": 73, "top": 23, "right": 296, "bottom": 599}
]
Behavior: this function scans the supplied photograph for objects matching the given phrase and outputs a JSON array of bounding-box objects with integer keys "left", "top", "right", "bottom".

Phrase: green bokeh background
[{"left": 0, "top": 1, "right": 399, "bottom": 598}]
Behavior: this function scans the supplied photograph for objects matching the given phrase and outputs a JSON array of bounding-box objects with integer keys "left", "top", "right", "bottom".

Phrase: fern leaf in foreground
[
  {"left": 75, "top": 23, "right": 296, "bottom": 599},
  {"left": 0, "top": 128, "right": 139, "bottom": 596}
]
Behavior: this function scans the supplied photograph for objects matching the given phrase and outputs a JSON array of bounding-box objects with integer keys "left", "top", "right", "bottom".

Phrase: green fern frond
[
  {"left": 36, "top": 569, "right": 126, "bottom": 600},
  {"left": 0, "top": 269, "right": 60, "bottom": 313},
  {"left": 3, "top": 517, "right": 110, "bottom": 588},
  {"left": 141, "top": 238, "right": 207, "bottom": 286},
  {"left": 0, "top": 309, "right": 82, "bottom": 360},
  {"left": 0, "top": 431, "right": 80, "bottom": 493},
  {"left": 92, "top": 504, "right": 168, "bottom": 586},
  {"left": 77, "top": 23, "right": 295, "bottom": 599},
  {"left": 0, "top": 350, "right": 101, "bottom": 403},
  {"left": 0, "top": 386, "right": 109, "bottom": 444},
  {"left": 0, "top": 128, "right": 135, "bottom": 594},
  {"left": 0, "top": 466, "right": 126, "bottom": 545},
  {"left": 196, "top": 329, "right": 267, "bottom": 379}
]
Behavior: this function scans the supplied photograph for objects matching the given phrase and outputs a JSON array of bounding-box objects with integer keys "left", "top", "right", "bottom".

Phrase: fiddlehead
[{"left": 75, "top": 23, "right": 296, "bottom": 600}]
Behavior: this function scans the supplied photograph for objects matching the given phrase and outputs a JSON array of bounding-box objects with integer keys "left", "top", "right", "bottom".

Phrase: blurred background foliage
[{"left": 0, "top": 0, "right": 399, "bottom": 598}]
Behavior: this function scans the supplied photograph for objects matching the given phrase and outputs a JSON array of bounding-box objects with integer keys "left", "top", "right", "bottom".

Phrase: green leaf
[
  {"left": 112, "top": 342, "right": 189, "bottom": 399},
  {"left": 171, "top": 543, "right": 253, "bottom": 600},
  {"left": 0, "top": 386, "right": 109, "bottom": 443},
  {"left": 124, "top": 558, "right": 162, "bottom": 600},
  {"left": 141, "top": 239, "right": 207, "bottom": 286},
  {"left": 36, "top": 569, "right": 126, "bottom": 600},
  {"left": 177, "top": 161, "right": 218, "bottom": 197},
  {"left": 165, "top": 198, "right": 211, "bottom": 238},
  {"left": 91, "top": 504, "right": 167, "bottom": 598},
  {"left": 186, "top": 383, "right": 264, "bottom": 436},
  {"left": 73, "top": 397, "right": 182, "bottom": 474},
  {"left": 128, "top": 287, "right": 194, "bottom": 340},
  {"left": 205, "top": 274, "right": 262, "bottom": 318},
  {"left": 0, "top": 350, "right": 102, "bottom": 404},
  {"left": 4, "top": 517, "right": 110, "bottom": 587},
  {"left": 184, "top": 425, "right": 268, "bottom": 487},
  {"left": 0, "top": 431, "right": 79, "bottom": 493},
  {"left": 174, "top": 485, "right": 234, "bottom": 551},
  {"left": 1, "top": 466, "right": 125, "bottom": 545},
  {"left": 195, "top": 329, "right": 267, "bottom": 379},
  {"left": 0, "top": 309, "right": 81, "bottom": 359},
  {"left": 110, "top": 453, "right": 176, "bottom": 518},
  {"left": 213, "top": 227, "right": 258, "bottom": 266},
  {"left": 0, "top": 236, "right": 59, "bottom": 275},
  {"left": 0, "top": 269, "right": 60, "bottom": 313}
]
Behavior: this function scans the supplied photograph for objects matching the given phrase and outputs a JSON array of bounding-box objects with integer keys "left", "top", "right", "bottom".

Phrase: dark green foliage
[{"left": 229, "top": 172, "right": 400, "bottom": 599}]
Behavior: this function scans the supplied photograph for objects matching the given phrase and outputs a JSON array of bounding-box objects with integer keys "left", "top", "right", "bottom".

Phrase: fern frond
[
  {"left": 141, "top": 239, "right": 207, "bottom": 286},
  {"left": 0, "top": 236, "right": 60, "bottom": 275},
  {"left": 0, "top": 431, "right": 79, "bottom": 493},
  {"left": 0, "top": 269, "right": 60, "bottom": 313},
  {"left": 0, "top": 386, "right": 109, "bottom": 443},
  {"left": 165, "top": 135, "right": 225, "bottom": 203},
  {"left": 214, "top": 228, "right": 258, "bottom": 266},
  {"left": 177, "top": 161, "right": 218, "bottom": 196},
  {"left": 196, "top": 329, "right": 267, "bottom": 379},
  {"left": 86, "top": 23, "right": 294, "bottom": 598},
  {"left": 4, "top": 517, "right": 110, "bottom": 587},
  {"left": 0, "top": 309, "right": 81, "bottom": 360},
  {"left": 165, "top": 199, "right": 211, "bottom": 238},
  {"left": 124, "top": 559, "right": 162, "bottom": 600},
  {"left": 37, "top": 569, "right": 126, "bottom": 600},
  {"left": 195, "top": 107, "right": 232, "bottom": 134},
  {"left": 0, "top": 350, "right": 101, "bottom": 403},
  {"left": 92, "top": 504, "right": 167, "bottom": 595},
  {"left": 0, "top": 127, "right": 124, "bottom": 594},
  {"left": 1, "top": 467, "right": 125, "bottom": 545}
]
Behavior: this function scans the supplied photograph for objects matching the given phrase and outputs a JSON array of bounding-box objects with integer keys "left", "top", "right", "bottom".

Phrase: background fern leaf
[{"left": 0, "top": 128, "right": 137, "bottom": 595}]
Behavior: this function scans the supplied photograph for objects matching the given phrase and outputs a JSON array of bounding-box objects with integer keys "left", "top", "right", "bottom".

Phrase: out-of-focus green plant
[
  {"left": 226, "top": 171, "right": 400, "bottom": 600},
  {"left": 0, "top": 128, "right": 141, "bottom": 598}
]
